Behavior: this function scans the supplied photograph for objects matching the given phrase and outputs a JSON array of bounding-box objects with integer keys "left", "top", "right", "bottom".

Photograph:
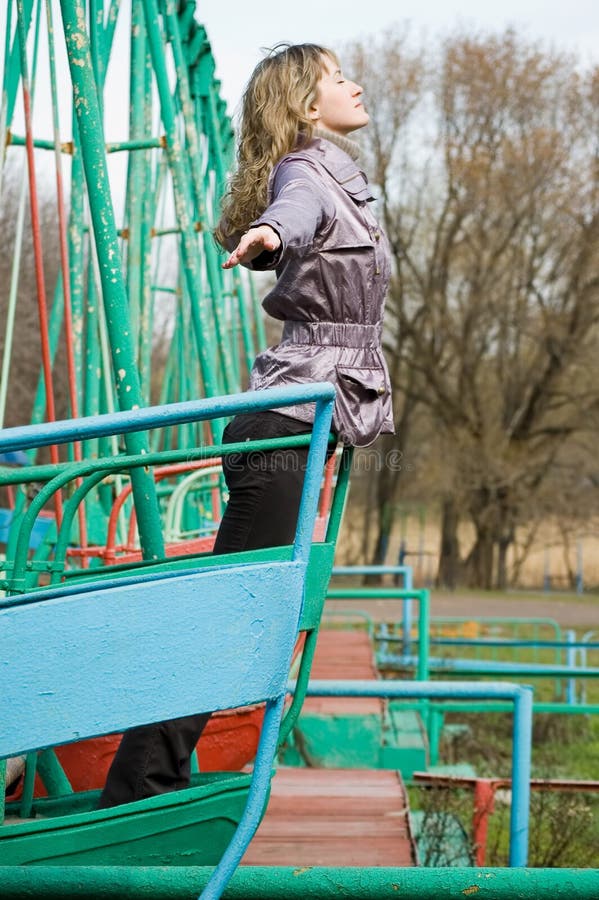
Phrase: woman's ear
[{"left": 309, "top": 104, "right": 320, "bottom": 122}]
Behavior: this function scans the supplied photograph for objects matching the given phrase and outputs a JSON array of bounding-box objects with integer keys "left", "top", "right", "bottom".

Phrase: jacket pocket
[
  {"left": 334, "top": 365, "right": 389, "bottom": 446},
  {"left": 336, "top": 366, "right": 387, "bottom": 397}
]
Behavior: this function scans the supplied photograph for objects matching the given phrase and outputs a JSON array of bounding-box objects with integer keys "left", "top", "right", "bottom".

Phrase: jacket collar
[{"left": 301, "top": 136, "right": 376, "bottom": 203}]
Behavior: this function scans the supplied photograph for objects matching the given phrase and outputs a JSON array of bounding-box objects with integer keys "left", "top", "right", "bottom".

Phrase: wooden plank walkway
[
  {"left": 243, "top": 629, "right": 418, "bottom": 867},
  {"left": 301, "top": 629, "right": 382, "bottom": 716},
  {"left": 242, "top": 767, "right": 417, "bottom": 866}
]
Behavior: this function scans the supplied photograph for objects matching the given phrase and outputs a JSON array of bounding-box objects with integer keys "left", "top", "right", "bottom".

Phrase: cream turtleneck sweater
[{"left": 313, "top": 127, "right": 361, "bottom": 161}]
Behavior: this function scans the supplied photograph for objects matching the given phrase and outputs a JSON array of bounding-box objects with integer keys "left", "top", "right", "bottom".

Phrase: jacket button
[
  {"left": 374, "top": 231, "right": 381, "bottom": 241},
  {"left": 377, "top": 385, "right": 386, "bottom": 396}
]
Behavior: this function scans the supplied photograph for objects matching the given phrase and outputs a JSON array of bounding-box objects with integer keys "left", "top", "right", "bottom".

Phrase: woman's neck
[{"left": 313, "top": 127, "right": 361, "bottom": 161}]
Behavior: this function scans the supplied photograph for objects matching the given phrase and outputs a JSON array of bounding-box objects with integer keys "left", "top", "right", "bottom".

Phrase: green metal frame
[
  {"left": 0, "top": 865, "right": 597, "bottom": 898},
  {"left": 0, "top": 1, "right": 261, "bottom": 555}
]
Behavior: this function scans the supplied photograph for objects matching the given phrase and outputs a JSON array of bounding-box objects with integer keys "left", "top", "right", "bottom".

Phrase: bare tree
[
  {"left": 345, "top": 29, "right": 599, "bottom": 588},
  {"left": 345, "top": 29, "right": 428, "bottom": 567}
]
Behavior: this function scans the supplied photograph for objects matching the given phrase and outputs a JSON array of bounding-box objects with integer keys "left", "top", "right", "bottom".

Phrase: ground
[
  {"left": 430, "top": 590, "right": 599, "bottom": 630},
  {"left": 327, "top": 588, "right": 599, "bottom": 630}
]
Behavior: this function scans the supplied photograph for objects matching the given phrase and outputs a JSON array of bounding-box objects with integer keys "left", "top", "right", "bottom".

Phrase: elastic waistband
[{"left": 282, "top": 321, "right": 382, "bottom": 349}]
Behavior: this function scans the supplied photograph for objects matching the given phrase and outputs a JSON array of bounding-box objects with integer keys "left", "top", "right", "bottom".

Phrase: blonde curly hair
[{"left": 215, "top": 43, "right": 337, "bottom": 246}]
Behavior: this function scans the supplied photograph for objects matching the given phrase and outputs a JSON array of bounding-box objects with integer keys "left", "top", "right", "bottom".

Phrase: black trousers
[{"left": 98, "top": 411, "right": 319, "bottom": 808}]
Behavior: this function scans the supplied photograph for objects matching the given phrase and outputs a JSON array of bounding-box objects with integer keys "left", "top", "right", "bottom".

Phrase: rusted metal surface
[
  {"left": 242, "top": 767, "right": 417, "bottom": 867},
  {"left": 1, "top": 866, "right": 598, "bottom": 898},
  {"left": 302, "top": 630, "right": 381, "bottom": 716},
  {"left": 414, "top": 772, "right": 599, "bottom": 792}
]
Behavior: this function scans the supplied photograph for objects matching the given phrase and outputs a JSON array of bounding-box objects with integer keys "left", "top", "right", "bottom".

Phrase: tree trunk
[
  {"left": 367, "top": 432, "right": 404, "bottom": 580},
  {"left": 495, "top": 505, "right": 515, "bottom": 590},
  {"left": 436, "top": 495, "right": 461, "bottom": 589},
  {"left": 365, "top": 498, "right": 392, "bottom": 584},
  {"left": 372, "top": 511, "right": 391, "bottom": 565},
  {"left": 496, "top": 538, "right": 510, "bottom": 590},
  {"left": 464, "top": 527, "right": 495, "bottom": 589}
]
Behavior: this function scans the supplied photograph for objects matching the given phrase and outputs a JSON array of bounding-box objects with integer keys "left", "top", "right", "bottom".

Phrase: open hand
[{"left": 222, "top": 225, "right": 281, "bottom": 269}]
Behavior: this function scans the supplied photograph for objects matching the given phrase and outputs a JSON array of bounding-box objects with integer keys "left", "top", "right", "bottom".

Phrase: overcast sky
[
  {"left": 1, "top": 1, "right": 597, "bottom": 127},
  {"left": 0, "top": 1, "right": 596, "bottom": 195},
  {"left": 199, "top": 0, "right": 598, "bottom": 114}
]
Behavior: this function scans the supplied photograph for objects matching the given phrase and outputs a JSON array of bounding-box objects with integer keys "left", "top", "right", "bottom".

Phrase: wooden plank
[
  {"left": 302, "top": 629, "right": 381, "bottom": 716},
  {"left": 242, "top": 767, "right": 417, "bottom": 867}
]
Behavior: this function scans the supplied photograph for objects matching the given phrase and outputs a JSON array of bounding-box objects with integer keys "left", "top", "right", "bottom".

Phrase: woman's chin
[{"left": 347, "top": 115, "right": 370, "bottom": 133}]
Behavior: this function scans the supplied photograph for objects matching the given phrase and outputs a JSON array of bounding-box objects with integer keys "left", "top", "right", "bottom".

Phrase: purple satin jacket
[{"left": 244, "top": 136, "right": 394, "bottom": 448}]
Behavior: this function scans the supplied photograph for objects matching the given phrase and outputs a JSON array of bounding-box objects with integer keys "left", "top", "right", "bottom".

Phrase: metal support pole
[
  {"left": 472, "top": 779, "right": 496, "bottom": 867},
  {"left": 332, "top": 565, "right": 414, "bottom": 656},
  {"left": 297, "top": 680, "right": 533, "bottom": 867},
  {"left": 418, "top": 590, "right": 430, "bottom": 682},
  {"left": 511, "top": 685, "right": 533, "bottom": 867},
  {"left": 163, "top": 1, "right": 235, "bottom": 398},
  {"left": 403, "top": 566, "right": 413, "bottom": 656},
  {"left": 59, "top": 0, "right": 164, "bottom": 559},
  {"left": 141, "top": 0, "right": 223, "bottom": 431},
  {"left": 566, "top": 630, "right": 576, "bottom": 705},
  {"left": 326, "top": 584, "right": 429, "bottom": 680},
  {"left": 428, "top": 706, "right": 442, "bottom": 766}
]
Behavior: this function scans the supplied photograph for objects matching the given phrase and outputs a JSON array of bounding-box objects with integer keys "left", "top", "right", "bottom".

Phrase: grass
[
  {"left": 383, "top": 615, "right": 599, "bottom": 704},
  {"left": 385, "top": 607, "right": 599, "bottom": 867},
  {"left": 328, "top": 598, "right": 599, "bottom": 866},
  {"left": 471, "top": 713, "right": 599, "bottom": 867},
  {"left": 409, "top": 711, "right": 599, "bottom": 867}
]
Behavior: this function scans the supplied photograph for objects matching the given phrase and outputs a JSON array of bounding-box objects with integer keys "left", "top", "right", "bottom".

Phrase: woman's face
[{"left": 309, "top": 55, "right": 369, "bottom": 136}]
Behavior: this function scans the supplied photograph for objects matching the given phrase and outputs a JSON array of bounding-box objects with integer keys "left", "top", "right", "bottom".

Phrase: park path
[
  {"left": 430, "top": 592, "right": 599, "bottom": 630},
  {"left": 327, "top": 591, "right": 599, "bottom": 630}
]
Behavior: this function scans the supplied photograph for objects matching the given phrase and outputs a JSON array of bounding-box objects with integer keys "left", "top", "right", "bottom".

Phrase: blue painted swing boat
[{"left": 0, "top": 383, "right": 338, "bottom": 899}]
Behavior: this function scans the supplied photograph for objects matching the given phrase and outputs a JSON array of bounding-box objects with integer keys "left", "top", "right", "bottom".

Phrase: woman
[{"left": 98, "top": 43, "right": 393, "bottom": 808}]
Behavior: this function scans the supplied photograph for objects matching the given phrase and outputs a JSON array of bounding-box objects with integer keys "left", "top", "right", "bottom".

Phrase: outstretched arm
[
  {"left": 221, "top": 158, "right": 334, "bottom": 271},
  {"left": 222, "top": 224, "right": 281, "bottom": 269}
]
